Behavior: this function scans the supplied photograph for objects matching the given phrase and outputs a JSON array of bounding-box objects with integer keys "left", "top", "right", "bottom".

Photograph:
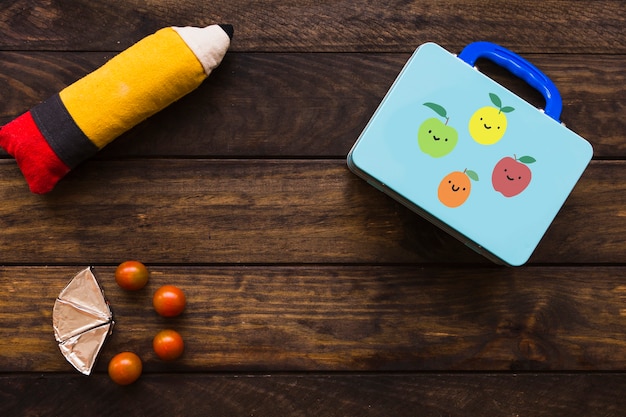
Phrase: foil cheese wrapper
[{"left": 53, "top": 267, "right": 114, "bottom": 375}]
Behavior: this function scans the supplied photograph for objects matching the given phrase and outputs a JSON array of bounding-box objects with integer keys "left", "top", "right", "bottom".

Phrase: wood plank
[
  {"left": 2, "top": 265, "right": 626, "bottom": 373},
  {"left": 0, "top": 1, "right": 622, "bottom": 415},
  {"left": 0, "top": 1, "right": 624, "bottom": 53},
  {"left": 0, "top": 160, "right": 623, "bottom": 265},
  {"left": 1, "top": 373, "right": 625, "bottom": 416},
  {"left": 1, "top": 53, "right": 624, "bottom": 158}
]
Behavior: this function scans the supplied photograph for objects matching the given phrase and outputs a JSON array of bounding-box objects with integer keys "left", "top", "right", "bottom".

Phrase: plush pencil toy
[{"left": 0, "top": 24, "right": 233, "bottom": 194}]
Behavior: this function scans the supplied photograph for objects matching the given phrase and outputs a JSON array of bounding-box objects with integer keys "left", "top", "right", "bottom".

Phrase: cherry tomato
[
  {"left": 115, "top": 260, "right": 149, "bottom": 291},
  {"left": 108, "top": 352, "right": 142, "bottom": 385},
  {"left": 153, "top": 285, "right": 186, "bottom": 317},
  {"left": 153, "top": 329, "right": 185, "bottom": 361}
]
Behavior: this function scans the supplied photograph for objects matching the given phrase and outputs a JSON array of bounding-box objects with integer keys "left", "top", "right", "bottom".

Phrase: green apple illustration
[{"left": 418, "top": 102, "right": 459, "bottom": 158}]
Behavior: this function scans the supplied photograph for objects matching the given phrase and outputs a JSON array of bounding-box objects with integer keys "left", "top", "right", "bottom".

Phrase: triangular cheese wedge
[
  {"left": 58, "top": 267, "right": 112, "bottom": 320},
  {"left": 53, "top": 298, "right": 110, "bottom": 342},
  {"left": 58, "top": 322, "right": 113, "bottom": 375},
  {"left": 53, "top": 267, "right": 114, "bottom": 375}
]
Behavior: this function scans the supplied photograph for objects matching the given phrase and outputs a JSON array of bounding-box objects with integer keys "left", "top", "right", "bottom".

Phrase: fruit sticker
[
  {"left": 418, "top": 102, "right": 458, "bottom": 157},
  {"left": 469, "top": 93, "right": 515, "bottom": 145},
  {"left": 438, "top": 169, "right": 479, "bottom": 208},
  {"left": 492, "top": 154, "right": 536, "bottom": 197}
]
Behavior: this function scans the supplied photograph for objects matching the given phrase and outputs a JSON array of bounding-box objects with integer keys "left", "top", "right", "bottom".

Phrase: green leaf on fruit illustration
[
  {"left": 489, "top": 93, "right": 515, "bottom": 113},
  {"left": 418, "top": 102, "right": 459, "bottom": 158},
  {"left": 465, "top": 169, "right": 479, "bottom": 181},
  {"left": 423, "top": 102, "right": 449, "bottom": 122}
]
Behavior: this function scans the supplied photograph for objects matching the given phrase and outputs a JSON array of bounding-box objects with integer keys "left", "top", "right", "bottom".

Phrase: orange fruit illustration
[{"left": 438, "top": 169, "right": 479, "bottom": 208}]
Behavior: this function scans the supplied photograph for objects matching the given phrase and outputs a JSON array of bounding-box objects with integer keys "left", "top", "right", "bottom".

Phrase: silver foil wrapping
[{"left": 53, "top": 267, "right": 114, "bottom": 375}]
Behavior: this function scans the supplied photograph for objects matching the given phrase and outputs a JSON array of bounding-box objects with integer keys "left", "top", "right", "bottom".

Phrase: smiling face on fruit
[
  {"left": 492, "top": 155, "right": 535, "bottom": 197},
  {"left": 469, "top": 106, "right": 508, "bottom": 145},
  {"left": 438, "top": 169, "right": 479, "bottom": 208},
  {"left": 418, "top": 118, "right": 458, "bottom": 157},
  {"left": 469, "top": 93, "right": 515, "bottom": 145},
  {"left": 418, "top": 102, "right": 458, "bottom": 158}
]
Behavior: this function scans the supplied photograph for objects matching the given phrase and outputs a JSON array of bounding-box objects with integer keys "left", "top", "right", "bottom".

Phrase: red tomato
[
  {"left": 108, "top": 352, "right": 142, "bottom": 385},
  {"left": 153, "top": 285, "right": 186, "bottom": 317},
  {"left": 115, "top": 260, "right": 149, "bottom": 291},
  {"left": 153, "top": 329, "right": 185, "bottom": 361}
]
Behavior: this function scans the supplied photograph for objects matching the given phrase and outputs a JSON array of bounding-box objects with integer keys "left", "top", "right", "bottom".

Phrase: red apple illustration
[{"left": 492, "top": 154, "right": 536, "bottom": 197}]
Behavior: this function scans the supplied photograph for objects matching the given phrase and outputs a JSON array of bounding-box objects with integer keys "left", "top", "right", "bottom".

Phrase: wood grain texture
[
  {"left": 2, "top": 266, "right": 626, "bottom": 373},
  {"left": 0, "top": 1, "right": 624, "bottom": 53},
  {"left": 1, "top": 53, "right": 624, "bottom": 158},
  {"left": 0, "top": 160, "right": 623, "bottom": 264},
  {"left": 2, "top": 373, "right": 626, "bottom": 417},
  {"left": 0, "top": 0, "right": 624, "bottom": 414}
]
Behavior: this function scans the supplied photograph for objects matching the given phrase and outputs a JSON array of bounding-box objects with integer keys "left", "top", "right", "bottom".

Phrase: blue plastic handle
[{"left": 458, "top": 41, "right": 562, "bottom": 122}]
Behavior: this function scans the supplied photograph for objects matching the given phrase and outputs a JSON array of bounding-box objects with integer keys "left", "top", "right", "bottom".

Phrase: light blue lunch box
[{"left": 347, "top": 42, "right": 593, "bottom": 266}]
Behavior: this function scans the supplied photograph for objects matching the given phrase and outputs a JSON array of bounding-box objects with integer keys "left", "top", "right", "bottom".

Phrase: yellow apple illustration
[{"left": 469, "top": 93, "right": 515, "bottom": 145}]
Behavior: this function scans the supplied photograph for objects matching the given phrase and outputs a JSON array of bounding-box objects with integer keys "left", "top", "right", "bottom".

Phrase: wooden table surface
[{"left": 1, "top": 1, "right": 625, "bottom": 415}]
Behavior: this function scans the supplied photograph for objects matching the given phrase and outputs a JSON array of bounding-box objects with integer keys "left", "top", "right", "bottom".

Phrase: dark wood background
[{"left": 1, "top": 1, "right": 624, "bottom": 415}]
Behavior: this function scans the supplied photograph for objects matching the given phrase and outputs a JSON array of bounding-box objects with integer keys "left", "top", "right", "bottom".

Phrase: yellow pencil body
[
  {"left": 60, "top": 27, "right": 207, "bottom": 148},
  {"left": 0, "top": 24, "right": 232, "bottom": 193}
]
